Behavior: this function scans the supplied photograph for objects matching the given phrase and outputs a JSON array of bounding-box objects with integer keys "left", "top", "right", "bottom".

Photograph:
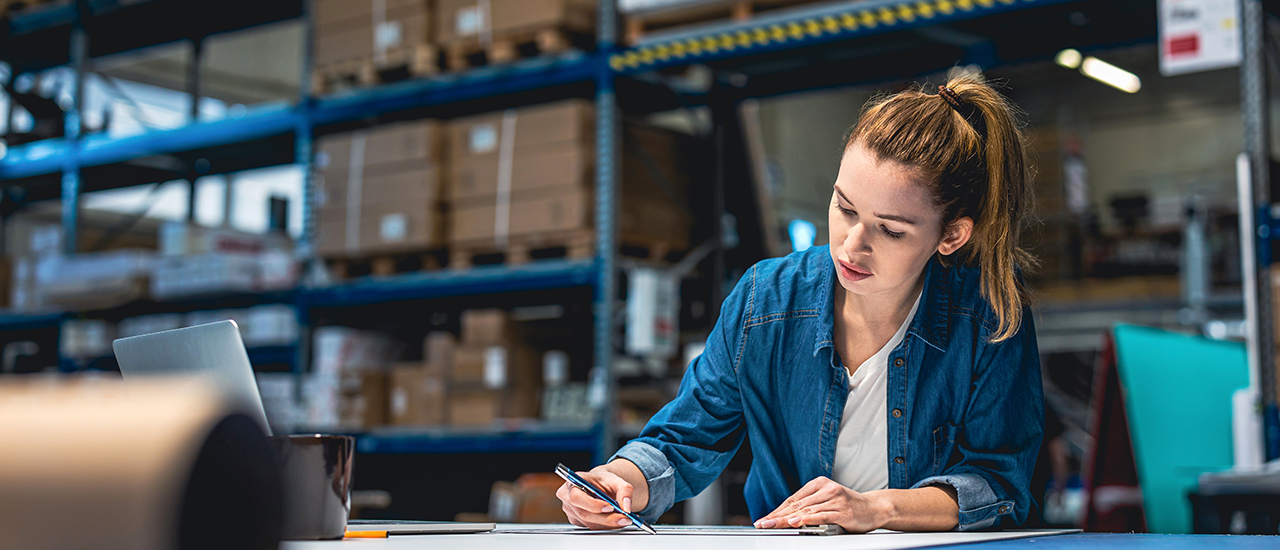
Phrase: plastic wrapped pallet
[
  {"left": 446, "top": 99, "right": 694, "bottom": 262},
  {"left": 313, "top": 0, "right": 431, "bottom": 68},
  {"left": 315, "top": 120, "right": 446, "bottom": 257}
]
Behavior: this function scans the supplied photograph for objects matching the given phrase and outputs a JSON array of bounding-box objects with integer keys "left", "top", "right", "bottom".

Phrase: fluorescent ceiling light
[
  {"left": 1080, "top": 56, "right": 1141, "bottom": 93},
  {"left": 1055, "top": 49, "right": 1082, "bottom": 69}
]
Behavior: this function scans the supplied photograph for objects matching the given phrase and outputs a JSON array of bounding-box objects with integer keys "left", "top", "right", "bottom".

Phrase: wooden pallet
[
  {"left": 441, "top": 27, "right": 593, "bottom": 72},
  {"left": 449, "top": 230, "right": 678, "bottom": 269},
  {"left": 324, "top": 248, "right": 446, "bottom": 280},
  {"left": 623, "top": 0, "right": 825, "bottom": 44},
  {"left": 313, "top": 43, "right": 438, "bottom": 95},
  {"left": 0, "top": 0, "right": 62, "bottom": 15}
]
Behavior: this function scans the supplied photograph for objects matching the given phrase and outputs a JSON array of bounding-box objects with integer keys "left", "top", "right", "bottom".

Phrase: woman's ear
[{"left": 937, "top": 217, "right": 973, "bottom": 256}]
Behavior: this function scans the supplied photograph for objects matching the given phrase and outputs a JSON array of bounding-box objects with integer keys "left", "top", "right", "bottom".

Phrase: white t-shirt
[{"left": 831, "top": 290, "right": 922, "bottom": 493}]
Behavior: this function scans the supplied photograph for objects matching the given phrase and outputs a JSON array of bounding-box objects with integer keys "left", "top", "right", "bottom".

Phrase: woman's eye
[
  {"left": 882, "top": 226, "right": 904, "bottom": 239},
  {"left": 838, "top": 205, "right": 856, "bottom": 216}
]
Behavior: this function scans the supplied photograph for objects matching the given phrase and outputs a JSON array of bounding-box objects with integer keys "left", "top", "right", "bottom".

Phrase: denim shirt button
[
  {"left": 894, "top": 457, "right": 904, "bottom": 464},
  {"left": 892, "top": 409, "right": 902, "bottom": 418},
  {"left": 999, "top": 505, "right": 1009, "bottom": 514},
  {"left": 893, "top": 358, "right": 904, "bottom": 367}
]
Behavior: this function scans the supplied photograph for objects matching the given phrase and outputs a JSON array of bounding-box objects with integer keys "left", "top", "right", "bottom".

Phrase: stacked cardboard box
[
  {"left": 387, "top": 332, "right": 456, "bottom": 426},
  {"left": 447, "top": 99, "right": 692, "bottom": 255},
  {"left": 449, "top": 309, "right": 543, "bottom": 426},
  {"left": 435, "top": 0, "right": 595, "bottom": 50},
  {"left": 315, "top": 120, "right": 446, "bottom": 257},
  {"left": 314, "top": 0, "right": 432, "bottom": 69}
]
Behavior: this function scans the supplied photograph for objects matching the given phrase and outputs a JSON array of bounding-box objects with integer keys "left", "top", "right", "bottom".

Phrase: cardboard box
[
  {"left": 450, "top": 186, "right": 588, "bottom": 242},
  {"left": 449, "top": 145, "right": 591, "bottom": 202},
  {"left": 424, "top": 331, "right": 456, "bottom": 374},
  {"left": 339, "top": 370, "right": 388, "bottom": 429},
  {"left": 316, "top": 199, "right": 442, "bottom": 256},
  {"left": 435, "top": 0, "right": 595, "bottom": 44},
  {"left": 489, "top": 473, "right": 567, "bottom": 523},
  {"left": 449, "top": 388, "right": 502, "bottom": 426},
  {"left": 315, "top": 0, "right": 425, "bottom": 29},
  {"left": 460, "top": 308, "right": 516, "bottom": 345},
  {"left": 317, "top": 166, "right": 441, "bottom": 209},
  {"left": 317, "top": 120, "right": 444, "bottom": 173},
  {"left": 315, "top": 5, "right": 430, "bottom": 66},
  {"left": 451, "top": 344, "right": 541, "bottom": 389},
  {"left": 447, "top": 100, "right": 593, "bottom": 163},
  {"left": 389, "top": 366, "right": 448, "bottom": 426}
]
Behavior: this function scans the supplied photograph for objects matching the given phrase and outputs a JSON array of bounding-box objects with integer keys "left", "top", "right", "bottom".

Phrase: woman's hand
[
  {"left": 556, "top": 466, "right": 637, "bottom": 530},
  {"left": 754, "top": 476, "right": 891, "bottom": 534}
]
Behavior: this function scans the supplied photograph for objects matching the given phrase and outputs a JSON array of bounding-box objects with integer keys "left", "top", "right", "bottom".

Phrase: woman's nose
[{"left": 843, "top": 222, "right": 871, "bottom": 254}]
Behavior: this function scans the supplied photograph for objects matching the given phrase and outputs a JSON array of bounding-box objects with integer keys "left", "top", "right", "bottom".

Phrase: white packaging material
[
  {"left": 625, "top": 268, "right": 680, "bottom": 359},
  {"left": 257, "top": 373, "right": 300, "bottom": 432},
  {"left": 311, "top": 327, "right": 395, "bottom": 379},
  {"left": 10, "top": 257, "right": 38, "bottom": 311},
  {"left": 59, "top": 319, "right": 116, "bottom": 359},
  {"left": 543, "top": 350, "right": 569, "bottom": 387},
  {"left": 243, "top": 305, "right": 299, "bottom": 347},
  {"left": 258, "top": 250, "right": 299, "bottom": 290},
  {"left": 151, "top": 253, "right": 258, "bottom": 299},
  {"left": 542, "top": 383, "right": 592, "bottom": 424},
  {"left": 29, "top": 225, "right": 62, "bottom": 258},
  {"left": 118, "top": 313, "right": 185, "bottom": 339},
  {"left": 302, "top": 373, "right": 341, "bottom": 429},
  {"left": 36, "top": 250, "right": 154, "bottom": 303},
  {"left": 160, "top": 221, "right": 292, "bottom": 257}
]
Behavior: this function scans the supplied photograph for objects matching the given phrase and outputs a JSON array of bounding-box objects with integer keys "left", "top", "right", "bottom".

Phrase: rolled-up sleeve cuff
[
  {"left": 610, "top": 441, "right": 675, "bottom": 524},
  {"left": 911, "top": 473, "right": 1014, "bottom": 531}
]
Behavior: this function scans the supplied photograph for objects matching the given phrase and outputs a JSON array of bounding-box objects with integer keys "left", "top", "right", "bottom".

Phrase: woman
[{"left": 558, "top": 76, "right": 1044, "bottom": 533}]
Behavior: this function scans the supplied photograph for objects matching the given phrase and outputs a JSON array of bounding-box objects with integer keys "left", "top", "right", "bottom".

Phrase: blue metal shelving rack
[{"left": 5, "top": 0, "right": 1231, "bottom": 457}]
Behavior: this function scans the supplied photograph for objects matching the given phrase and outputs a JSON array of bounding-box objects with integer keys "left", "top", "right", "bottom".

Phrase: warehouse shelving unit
[{"left": 4, "top": 0, "right": 1274, "bottom": 469}]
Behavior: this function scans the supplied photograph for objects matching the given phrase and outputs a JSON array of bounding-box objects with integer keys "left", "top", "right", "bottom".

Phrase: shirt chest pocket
[{"left": 932, "top": 422, "right": 960, "bottom": 474}]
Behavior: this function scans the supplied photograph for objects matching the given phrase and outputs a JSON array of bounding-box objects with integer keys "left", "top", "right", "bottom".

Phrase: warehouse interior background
[{"left": 0, "top": 0, "right": 1278, "bottom": 537}]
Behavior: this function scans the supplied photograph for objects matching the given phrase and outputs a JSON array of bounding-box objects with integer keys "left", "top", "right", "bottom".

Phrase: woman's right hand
[{"left": 556, "top": 466, "right": 636, "bottom": 529}]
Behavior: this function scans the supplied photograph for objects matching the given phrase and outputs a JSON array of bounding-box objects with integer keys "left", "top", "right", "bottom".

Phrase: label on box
[
  {"left": 391, "top": 387, "right": 408, "bottom": 417},
  {"left": 315, "top": 151, "right": 330, "bottom": 168},
  {"left": 457, "top": 6, "right": 483, "bottom": 36},
  {"left": 544, "top": 350, "right": 568, "bottom": 386},
  {"left": 483, "top": 346, "right": 507, "bottom": 389},
  {"left": 375, "top": 20, "right": 403, "bottom": 51},
  {"left": 380, "top": 213, "right": 408, "bottom": 242},
  {"left": 469, "top": 124, "right": 497, "bottom": 154}
]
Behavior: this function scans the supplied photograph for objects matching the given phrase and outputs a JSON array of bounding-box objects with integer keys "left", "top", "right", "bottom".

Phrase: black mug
[{"left": 269, "top": 435, "right": 355, "bottom": 540}]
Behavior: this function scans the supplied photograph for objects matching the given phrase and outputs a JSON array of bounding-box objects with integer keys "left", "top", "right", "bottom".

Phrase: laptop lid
[{"left": 113, "top": 320, "right": 272, "bottom": 436}]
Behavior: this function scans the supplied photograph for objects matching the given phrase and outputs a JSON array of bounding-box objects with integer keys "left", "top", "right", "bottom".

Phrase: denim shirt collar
[{"left": 813, "top": 251, "right": 950, "bottom": 358}]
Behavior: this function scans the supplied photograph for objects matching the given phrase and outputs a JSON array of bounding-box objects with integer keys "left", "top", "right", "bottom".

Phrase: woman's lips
[{"left": 838, "top": 260, "right": 871, "bottom": 281}]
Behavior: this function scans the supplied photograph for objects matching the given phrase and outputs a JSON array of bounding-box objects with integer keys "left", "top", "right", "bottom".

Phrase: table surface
[{"left": 279, "top": 526, "right": 1279, "bottom": 550}]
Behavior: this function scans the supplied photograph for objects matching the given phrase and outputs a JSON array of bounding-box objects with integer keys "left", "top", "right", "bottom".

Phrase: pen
[
  {"left": 344, "top": 530, "right": 389, "bottom": 538},
  {"left": 555, "top": 463, "right": 658, "bottom": 535}
]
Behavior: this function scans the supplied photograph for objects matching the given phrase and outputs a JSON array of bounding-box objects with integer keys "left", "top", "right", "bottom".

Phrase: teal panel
[{"left": 1111, "top": 324, "right": 1250, "bottom": 534}]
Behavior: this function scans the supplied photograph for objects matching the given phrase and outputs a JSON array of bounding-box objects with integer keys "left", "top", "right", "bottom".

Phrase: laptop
[
  {"left": 113, "top": 320, "right": 496, "bottom": 535},
  {"left": 113, "top": 320, "right": 273, "bottom": 435}
]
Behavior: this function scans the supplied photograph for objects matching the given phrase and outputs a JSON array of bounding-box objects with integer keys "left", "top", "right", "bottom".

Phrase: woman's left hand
[{"left": 754, "top": 476, "right": 890, "bottom": 534}]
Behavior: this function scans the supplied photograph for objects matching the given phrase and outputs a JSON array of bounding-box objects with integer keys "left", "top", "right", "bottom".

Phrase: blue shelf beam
[
  {"left": 302, "top": 260, "right": 598, "bottom": 309},
  {"left": 610, "top": 0, "right": 1081, "bottom": 75},
  {"left": 0, "top": 52, "right": 598, "bottom": 183},
  {"left": 352, "top": 427, "right": 601, "bottom": 461},
  {"left": 0, "top": 0, "right": 306, "bottom": 74}
]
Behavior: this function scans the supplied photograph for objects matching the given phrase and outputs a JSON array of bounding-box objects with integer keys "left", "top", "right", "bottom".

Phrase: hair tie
[
  {"left": 938, "top": 85, "right": 984, "bottom": 136},
  {"left": 938, "top": 85, "right": 965, "bottom": 111}
]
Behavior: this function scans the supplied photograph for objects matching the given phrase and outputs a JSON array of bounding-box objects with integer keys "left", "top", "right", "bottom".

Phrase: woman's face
[{"left": 828, "top": 144, "right": 959, "bottom": 298}]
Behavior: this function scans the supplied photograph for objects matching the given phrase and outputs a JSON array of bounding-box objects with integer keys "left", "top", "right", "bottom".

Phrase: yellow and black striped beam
[{"left": 610, "top": 0, "right": 1073, "bottom": 74}]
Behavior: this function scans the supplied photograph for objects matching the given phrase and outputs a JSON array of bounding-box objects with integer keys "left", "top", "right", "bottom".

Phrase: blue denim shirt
[{"left": 613, "top": 245, "right": 1044, "bottom": 530}]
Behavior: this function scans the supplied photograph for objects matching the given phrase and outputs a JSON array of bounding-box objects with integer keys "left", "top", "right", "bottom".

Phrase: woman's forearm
[
  {"left": 865, "top": 485, "right": 959, "bottom": 531},
  {"left": 602, "top": 458, "right": 650, "bottom": 512}
]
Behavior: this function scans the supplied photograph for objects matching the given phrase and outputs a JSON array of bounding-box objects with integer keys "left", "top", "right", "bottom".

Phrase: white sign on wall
[{"left": 1158, "top": 0, "right": 1242, "bottom": 76}]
